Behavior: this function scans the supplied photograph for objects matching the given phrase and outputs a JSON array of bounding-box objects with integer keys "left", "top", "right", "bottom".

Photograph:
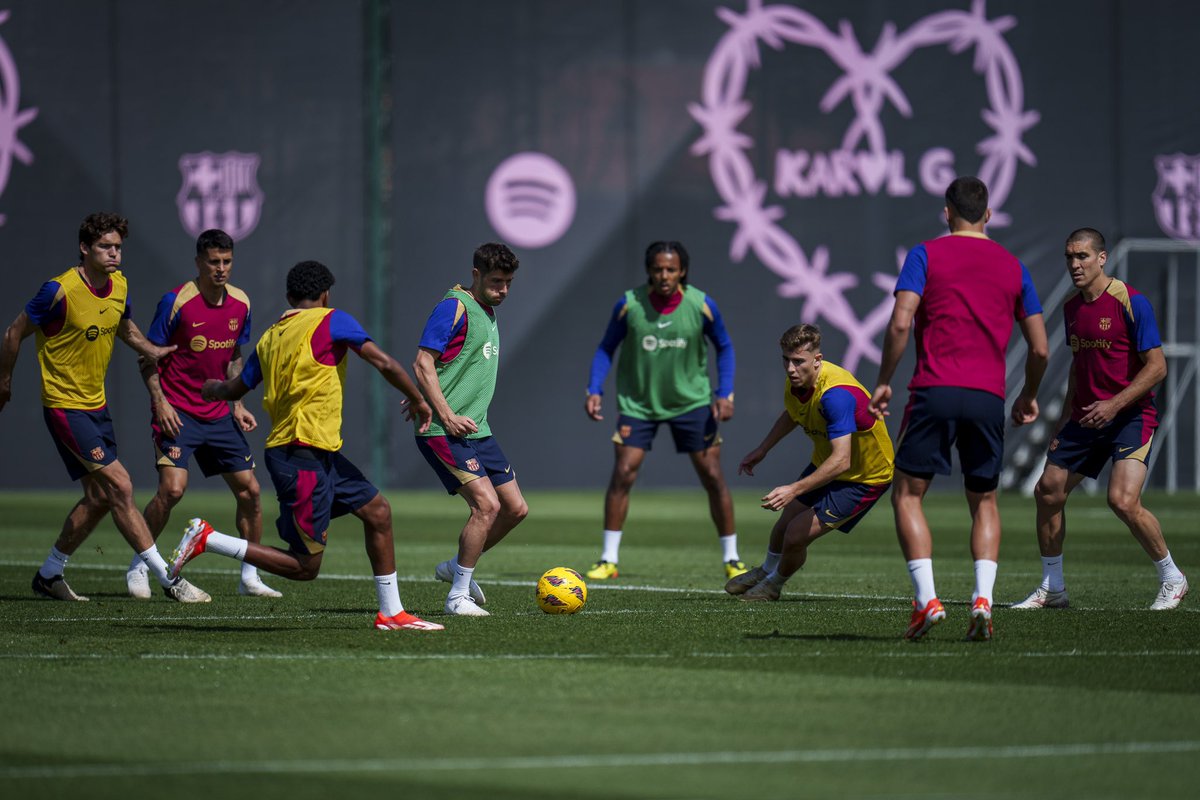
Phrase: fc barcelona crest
[
  {"left": 90, "top": 446, "right": 105, "bottom": 461},
  {"left": 1152, "top": 153, "right": 1200, "bottom": 240},
  {"left": 177, "top": 151, "right": 264, "bottom": 241},
  {"left": 1099, "top": 317, "right": 1111, "bottom": 331},
  {"left": 465, "top": 458, "right": 480, "bottom": 471}
]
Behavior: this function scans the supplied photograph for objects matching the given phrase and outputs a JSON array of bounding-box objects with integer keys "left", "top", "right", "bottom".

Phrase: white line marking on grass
[{"left": 3, "top": 740, "right": 1199, "bottom": 779}]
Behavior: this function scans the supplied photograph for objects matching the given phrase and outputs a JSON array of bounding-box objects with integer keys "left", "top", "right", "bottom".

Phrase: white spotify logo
[{"left": 485, "top": 152, "right": 576, "bottom": 249}]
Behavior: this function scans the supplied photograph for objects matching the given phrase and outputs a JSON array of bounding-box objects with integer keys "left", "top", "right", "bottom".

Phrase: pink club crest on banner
[
  {"left": 1153, "top": 153, "right": 1200, "bottom": 240},
  {"left": 691, "top": 0, "right": 1037, "bottom": 373},
  {"left": 177, "top": 151, "right": 264, "bottom": 241},
  {"left": 0, "top": 10, "right": 38, "bottom": 228}
]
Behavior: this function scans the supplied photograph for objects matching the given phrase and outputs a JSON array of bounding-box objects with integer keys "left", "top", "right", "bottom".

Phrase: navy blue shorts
[
  {"left": 1046, "top": 409, "right": 1157, "bottom": 479},
  {"left": 895, "top": 387, "right": 1004, "bottom": 487},
  {"left": 794, "top": 463, "right": 890, "bottom": 533},
  {"left": 415, "top": 434, "right": 516, "bottom": 495},
  {"left": 263, "top": 445, "right": 378, "bottom": 554},
  {"left": 152, "top": 410, "right": 254, "bottom": 477},
  {"left": 612, "top": 405, "right": 720, "bottom": 453},
  {"left": 43, "top": 406, "right": 119, "bottom": 481}
]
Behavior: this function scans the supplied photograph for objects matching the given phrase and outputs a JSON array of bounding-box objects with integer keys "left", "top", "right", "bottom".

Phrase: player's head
[
  {"left": 471, "top": 243, "right": 519, "bottom": 307},
  {"left": 196, "top": 229, "right": 234, "bottom": 255},
  {"left": 1064, "top": 227, "right": 1108, "bottom": 289},
  {"left": 944, "top": 176, "right": 990, "bottom": 226},
  {"left": 78, "top": 212, "right": 129, "bottom": 271},
  {"left": 286, "top": 260, "right": 336, "bottom": 306},
  {"left": 645, "top": 241, "right": 689, "bottom": 297},
  {"left": 779, "top": 323, "right": 823, "bottom": 389}
]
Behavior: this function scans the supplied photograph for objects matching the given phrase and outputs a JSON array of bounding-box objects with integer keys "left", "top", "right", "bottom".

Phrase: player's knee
[
  {"left": 471, "top": 494, "right": 502, "bottom": 522},
  {"left": 1034, "top": 478, "right": 1064, "bottom": 509},
  {"left": 503, "top": 498, "right": 529, "bottom": 524},
  {"left": 158, "top": 483, "right": 186, "bottom": 507},
  {"left": 1107, "top": 491, "right": 1140, "bottom": 520},
  {"left": 362, "top": 495, "right": 392, "bottom": 529}
]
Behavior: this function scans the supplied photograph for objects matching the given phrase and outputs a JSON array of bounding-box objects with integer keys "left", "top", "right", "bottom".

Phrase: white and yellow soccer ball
[{"left": 536, "top": 567, "right": 587, "bottom": 614}]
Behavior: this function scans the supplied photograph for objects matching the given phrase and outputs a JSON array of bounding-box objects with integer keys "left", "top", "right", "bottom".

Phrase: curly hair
[
  {"left": 644, "top": 241, "right": 690, "bottom": 286},
  {"left": 78, "top": 212, "right": 129, "bottom": 250},
  {"left": 286, "top": 260, "right": 336, "bottom": 302}
]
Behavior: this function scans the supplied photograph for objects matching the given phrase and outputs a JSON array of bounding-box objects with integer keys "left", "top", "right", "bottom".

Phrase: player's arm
[
  {"left": 762, "top": 435, "right": 852, "bottom": 512},
  {"left": 138, "top": 355, "right": 184, "bottom": 438},
  {"left": 702, "top": 296, "right": 735, "bottom": 422},
  {"left": 356, "top": 340, "right": 432, "bottom": 434},
  {"left": 738, "top": 410, "right": 797, "bottom": 476},
  {"left": 585, "top": 298, "right": 628, "bottom": 421},
  {"left": 413, "top": 347, "right": 476, "bottom": 437},
  {"left": 1012, "top": 312, "right": 1048, "bottom": 426},
  {"left": 118, "top": 316, "right": 176, "bottom": 362},
  {"left": 203, "top": 349, "right": 257, "bottom": 404},
  {"left": 227, "top": 346, "right": 257, "bottom": 432},
  {"left": 0, "top": 311, "right": 37, "bottom": 412},
  {"left": 1080, "top": 347, "right": 1166, "bottom": 429},
  {"left": 871, "top": 290, "right": 920, "bottom": 419}
]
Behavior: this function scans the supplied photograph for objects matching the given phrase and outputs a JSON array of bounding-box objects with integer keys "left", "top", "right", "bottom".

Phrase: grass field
[{"left": 2, "top": 488, "right": 1198, "bottom": 799}]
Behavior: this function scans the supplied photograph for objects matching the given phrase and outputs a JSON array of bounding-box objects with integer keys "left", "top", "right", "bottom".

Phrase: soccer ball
[{"left": 536, "top": 567, "right": 587, "bottom": 614}]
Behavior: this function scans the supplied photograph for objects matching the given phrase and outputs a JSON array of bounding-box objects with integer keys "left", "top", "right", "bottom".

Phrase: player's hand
[
  {"left": 1011, "top": 392, "right": 1039, "bottom": 427},
  {"left": 738, "top": 449, "right": 765, "bottom": 476},
  {"left": 201, "top": 378, "right": 224, "bottom": 401},
  {"left": 402, "top": 396, "right": 434, "bottom": 434},
  {"left": 443, "top": 414, "right": 479, "bottom": 438},
  {"left": 144, "top": 343, "right": 177, "bottom": 363},
  {"left": 232, "top": 404, "right": 257, "bottom": 432},
  {"left": 712, "top": 396, "right": 734, "bottom": 422},
  {"left": 868, "top": 384, "right": 891, "bottom": 420},
  {"left": 155, "top": 400, "right": 183, "bottom": 439},
  {"left": 585, "top": 393, "right": 603, "bottom": 421},
  {"left": 761, "top": 483, "right": 798, "bottom": 511},
  {"left": 0, "top": 385, "right": 11, "bottom": 413},
  {"left": 1079, "top": 399, "right": 1119, "bottom": 429}
]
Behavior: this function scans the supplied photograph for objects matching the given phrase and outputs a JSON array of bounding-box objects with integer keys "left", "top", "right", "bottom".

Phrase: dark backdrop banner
[{"left": 1, "top": 1, "right": 1196, "bottom": 492}]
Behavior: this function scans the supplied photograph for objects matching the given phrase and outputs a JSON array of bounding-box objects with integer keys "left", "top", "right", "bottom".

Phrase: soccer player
[
  {"left": 1013, "top": 228, "right": 1187, "bottom": 610},
  {"left": 126, "top": 229, "right": 279, "bottom": 600},
  {"left": 0, "top": 212, "right": 206, "bottom": 602},
  {"left": 413, "top": 242, "right": 528, "bottom": 617},
  {"left": 583, "top": 241, "right": 741, "bottom": 581},
  {"left": 167, "top": 260, "right": 443, "bottom": 631},
  {"left": 728, "top": 324, "right": 893, "bottom": 600},
  {"left": 870, "top": 177, "right": 1048, "bottom": 641}
]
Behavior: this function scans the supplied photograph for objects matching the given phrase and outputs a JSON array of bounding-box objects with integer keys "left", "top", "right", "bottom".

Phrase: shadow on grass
[{"left": 743, "top": 630, "right": 897, "bottom": 643}]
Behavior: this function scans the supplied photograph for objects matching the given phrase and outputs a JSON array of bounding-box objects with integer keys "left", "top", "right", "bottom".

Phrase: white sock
[
  {"left": 128, "top": 552, "right": 146, "bottom": 573},
  {"left": 1154, "top": 552, "right": 1185, "bottom": 583},
  {"left": 973, "top": 559, "right": 998, "bottom": 605},
  {"left": 601, "top": 530, "right": 622, "bottom": 563},
  {"left": 765, "top": 569, "right": 788, "bottom": 586},
  {"left": 39, "top": 546, "right": 70, "bottom": 580},
  {"left": 240, "top": 561, "right": 260, "bottom": 582},
  {"left": 762, "top": 550, "right": 782, "bottom": 573},
  {"left": 450, "top": 560, "right": 474, "bottom": 599},
  {"left": 907, "top": 558, "right": 936, "bottom": 607},
  {"left": 206, "top": 531, "right": 249, "bottom": 560},
  {"left": 720, "top": 533, "right": 740, "bottom": 562},
  {"left": 139, "top": 546, "right": 175, "bottom": 588},
  {"left": 374, "top": 572, "right": 403, "bottom": 617},
  {"left": 1041, "top": 555, "right": 1065, "bottom": 592}
]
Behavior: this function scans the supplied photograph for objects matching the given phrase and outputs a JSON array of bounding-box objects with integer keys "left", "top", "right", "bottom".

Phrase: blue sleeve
[
  {"left": 240, "top": 351, "right": 263, "bottom": 389},
  {"left": 1129, "top": 294, "right": 1163, "bottom": 352},
  {"left": 24, "top": 281, "right": 63, "bottom": 325},
  {"left": 237, "top": 307, "right": 252, "bottom": 346},
  {"left": 1018, "top": 263, "right": 1042, "bottom": 317},
  {"left": 820, "top": 387, "right": 858, "bottom": 440},
  {"left": 328, "top": 309, "right": 373, "bottom": 347},
  {"left": 586, "top": 297, "right": 628, "bottom": 395},
  {"left": 702, "top": 296, "right": 735, "bottom": 399},
  {"left": 122, "top": 297, "right": 132, "bottom": 321},
  {"left": 418, "top": 298, "right": 465, "bottom": 354},
  {"left": 146, "top": 292, "right": 178, "bottom": 346},
  {"left": 894, "top": 244, "right": 928, "bottom": 295}
]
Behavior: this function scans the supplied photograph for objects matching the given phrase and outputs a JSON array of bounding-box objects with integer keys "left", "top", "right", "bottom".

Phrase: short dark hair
[
  {"left": 286, "top": 260, "right": 335, "bottom": 302},
  {"left": 473, "top": 242, "right": 519, "bottom": 275},
  {"left": 196, "top": 229, "right": 234, "bottom": 255},
  {"left": 1066, "top": 227, "right": 1106, "bottom": 253},
  {"left": 644, "top": 241, "right": 690, "bottom": 285},
  {"left": 780, "top": 323, "right": 821, "bottom": 352},
  {"left": 79, "top": 212, "right": 128, "bottom": 250},
  {"left": 945, "top": 176, "right": 989, "bottom": 224}
]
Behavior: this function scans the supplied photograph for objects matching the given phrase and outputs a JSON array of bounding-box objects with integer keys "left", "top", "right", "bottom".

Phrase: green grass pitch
[{"left": 1, "top": 488, "right": 1198, "bottom": 799}]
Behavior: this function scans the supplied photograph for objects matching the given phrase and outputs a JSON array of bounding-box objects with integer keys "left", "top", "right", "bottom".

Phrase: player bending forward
[
  {"left": 167, "top": 260, "right": 443, "bottom": 631},
  {"left": 728, "top": 324, "right": 893, "bottom": 600}
]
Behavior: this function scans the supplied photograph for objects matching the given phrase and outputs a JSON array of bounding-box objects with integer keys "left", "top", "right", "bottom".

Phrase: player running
[
  {"left": 729, "top": 324, "right": 893, "bottom": 600},
  {"left": 1013, "top": 228, "right": 1186, "bottom": 611}
]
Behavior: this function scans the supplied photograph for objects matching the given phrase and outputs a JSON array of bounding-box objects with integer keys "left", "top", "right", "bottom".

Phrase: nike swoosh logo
[
  {"left": 192, "top": 321, "right": 206, "bottom": 328},
  {"left": 1118, "top": 446, "right": 1135, "bottom": 455},
  {"left": 244, "top": 455, "right": 253, "bottom": 461},
  {"left": 98, "top": 307, "right": 110, "bottom": 314},
  {"left": 656, "top": 320, "right": 672, "bottom": 328}
]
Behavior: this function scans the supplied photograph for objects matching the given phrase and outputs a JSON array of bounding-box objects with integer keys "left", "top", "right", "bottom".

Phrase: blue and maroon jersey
[
  {"left": 1063, "top": 278, "right": 1161, "bottom": 423},
  {"left": 147, "top": 281, "right": 251, "bottom": 421},
  {"left": 895, "top": 232, "right": 1042, "bottom": 399}
]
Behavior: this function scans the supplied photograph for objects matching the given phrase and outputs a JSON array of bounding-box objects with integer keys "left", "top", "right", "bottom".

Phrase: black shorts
[{"left": 895, "top": 387, "right": 1004, "bottom": 485}]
